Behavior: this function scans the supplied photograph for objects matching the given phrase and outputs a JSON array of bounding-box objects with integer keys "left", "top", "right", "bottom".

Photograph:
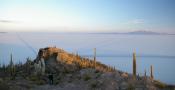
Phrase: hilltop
[{"left": 0, "top": 47, "right": 174, "bottom": 90}]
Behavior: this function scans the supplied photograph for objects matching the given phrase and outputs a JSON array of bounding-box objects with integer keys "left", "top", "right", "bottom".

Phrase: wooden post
[
  {"left": 133, "top": 51, "right": 136, "bottom": 80},
  {"left": 150, "top": 65, "right": 154, "bottom": 80},
  {"left": 94, "top": 48, "right": 96, "bottom": 69}
]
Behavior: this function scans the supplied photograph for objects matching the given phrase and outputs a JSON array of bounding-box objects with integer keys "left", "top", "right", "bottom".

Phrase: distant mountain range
[
  {"left": 0, "top": 31, "right": 175, "bottom": 35},
  {"left": 125, "top": 31, "right": 175, "bottom": 35},
  {"left": 0, "top": 32, "right": 7, "bottom": 33},
  {"left": 90, "top": 30, "right": 175, "bottom": 35}
]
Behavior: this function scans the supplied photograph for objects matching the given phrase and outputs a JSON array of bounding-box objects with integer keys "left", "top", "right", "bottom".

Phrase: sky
[{"left": 0, "top": 0, "right": 175, "bottom": 33}]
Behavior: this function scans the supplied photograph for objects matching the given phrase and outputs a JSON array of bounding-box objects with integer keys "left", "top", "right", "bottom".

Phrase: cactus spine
[{"left": 133, "top": 51, "right": 136, "bottom": 80}]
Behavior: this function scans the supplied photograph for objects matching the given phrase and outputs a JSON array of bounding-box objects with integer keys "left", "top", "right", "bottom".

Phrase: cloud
[
  {"left": 126, "top": 19, "right": 144, "bottom": 25},
  {"left": 0, "top": 20, "right": 16, "bottom": 23},
  {"left": 130, "top": 19, "right": 144, "bottom": 24}
]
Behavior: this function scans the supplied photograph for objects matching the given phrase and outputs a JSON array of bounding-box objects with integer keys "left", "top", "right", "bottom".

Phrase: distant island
[
  {"left": 125, "top": 31, "right": 175, "bottom": 35},
  {"left": 0, "top": 32, "right": 7, "bottom": 33},
  {"left": 88, "top": 30, "right": 175, "bottom": 35}
]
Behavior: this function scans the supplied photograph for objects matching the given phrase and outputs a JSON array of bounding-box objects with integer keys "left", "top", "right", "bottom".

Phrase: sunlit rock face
[
  {"left": 37, "top": 47, "right": 73, "bottom": 63},
  {"left": 35, "top": 47, "right": 78, "bottom": 73},
  {"left": 37, "top": 47, "right": 63, "bottom": 60}
]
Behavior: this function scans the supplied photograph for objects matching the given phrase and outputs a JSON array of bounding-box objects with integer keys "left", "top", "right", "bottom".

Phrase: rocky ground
[{"left": 0, "top": 47, "right": 174, "bottom": 90}]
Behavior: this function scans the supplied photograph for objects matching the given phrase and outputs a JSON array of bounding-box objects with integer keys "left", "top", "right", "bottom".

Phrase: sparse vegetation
[
  {"left": 0, "top": 81, "right": 9, "bottom": 90},
  {"left": 83, "top": 74, "right": 91, "bottom": 81},
  {"left": 127, "top": 84, "right": 135, "bottom": 90},
  {"left": 35, "top": 79, "right": 46, "bottom": 85},
  {"left": 91, "top": 81, "right": 98, "bottom": 88},
  {"left": 28, "top": 75, "right": 38, "bottom": 81},
  {"left": 154, "top": 80, "right": 166, "bottom": 89}
]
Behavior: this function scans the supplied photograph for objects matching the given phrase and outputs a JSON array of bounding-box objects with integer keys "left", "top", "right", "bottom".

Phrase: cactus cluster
[
  {"left": 0, "top": 53, "right": 35, "bottom": 79},
  {"left": 132, "top": 51, "right": 155, "bottom": 81}
]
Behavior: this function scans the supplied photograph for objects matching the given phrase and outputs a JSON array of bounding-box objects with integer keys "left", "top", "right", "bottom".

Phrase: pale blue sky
[{"left": 0, "top": 0, "right": 175, "bottom": 32}]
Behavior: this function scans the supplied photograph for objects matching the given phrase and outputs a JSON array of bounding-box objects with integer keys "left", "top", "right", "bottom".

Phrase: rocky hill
[{"left": 0, "top": 47, "right": 174, "bottom": 90}]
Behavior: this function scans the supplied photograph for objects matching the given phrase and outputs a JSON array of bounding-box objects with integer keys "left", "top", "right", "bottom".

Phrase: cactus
[
  {"left": 9, "top": 53, "right": 16, "bottom": 79},
  {"left": 26, "top": 57, "right": 33, "bottom": 74},
  {"left": 133, "top": 51, "right": 136, "bottom": 80},
  {"left": 41, "top": 57, "right": 45, "bottom": 75},
  {"left": 144, "top": 69, "right": 147, "bottom": 77},
  {"left": 94, "top": 48, "right": 96, "bottom": 69},
  {"left": 150, "top": 65, "right": 154, "bottom": 80},
  {"left": 9, "top": 53, "right": 14, "bottom": 76},
  {"left": 3, "top": 63, "right": 6, "bottom": 73}
]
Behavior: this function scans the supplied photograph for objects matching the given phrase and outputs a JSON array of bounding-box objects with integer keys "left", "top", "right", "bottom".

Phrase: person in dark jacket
[{"left": 48, "top": 73, "right": 53, "bottom": 85}]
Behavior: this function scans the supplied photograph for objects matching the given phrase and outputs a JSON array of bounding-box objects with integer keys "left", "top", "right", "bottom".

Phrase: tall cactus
[
  {"left": 133, "top": 51, "right": 136, "bottom": 80},
  {"left": 10, "top": 53, "right": 13, "bottom": 76},
  {"left": 144, "top": 69, "right": 147, "bottom": 77},
  {"left": 41, "top": 57, "right": 45, "bottom": 75},
  {"left": 9, "top": 53, "right": 15, "bottom": 79},
  {"left": 3, "top": 63, "right": 6, "bottom": 73},
  {"left": 150, "top": 65, "right": 154, "bottom": 80},
  {"left": 94, "top": 48, "right": 96, "bottom": 69}
]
